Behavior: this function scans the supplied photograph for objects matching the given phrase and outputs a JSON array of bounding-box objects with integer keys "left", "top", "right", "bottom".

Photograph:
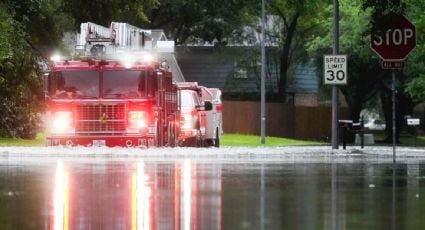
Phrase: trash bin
[{"left": 338, "top": 119, "right": 365, "bottom": 149}]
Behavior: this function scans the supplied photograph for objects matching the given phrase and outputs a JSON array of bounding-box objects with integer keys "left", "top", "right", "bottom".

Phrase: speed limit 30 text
[{"left": 323, "top": 55, "right": 347, "bottom": 85}]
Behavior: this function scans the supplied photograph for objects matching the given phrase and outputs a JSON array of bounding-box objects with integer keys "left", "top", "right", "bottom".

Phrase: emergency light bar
[{"left": 50, "top": 51, "right": 160, "bottom": 68}]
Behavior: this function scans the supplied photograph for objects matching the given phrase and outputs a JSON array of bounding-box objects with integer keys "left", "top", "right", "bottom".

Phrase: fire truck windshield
[
  {"left": 103, "top": 70, "right": 146, "bottom": 98},
  {"left": 51, "top": 71, "right": 99, "bottom": 98}
]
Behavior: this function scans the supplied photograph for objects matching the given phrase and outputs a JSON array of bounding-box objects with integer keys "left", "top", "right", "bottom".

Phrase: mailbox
[{"left": 407, "top": 118, "right": 420, "bottom": 126}]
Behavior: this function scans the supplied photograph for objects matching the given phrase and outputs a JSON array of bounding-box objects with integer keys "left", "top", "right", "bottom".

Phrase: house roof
[
  {"left": 176, "top": 47, "right": 231, "bottom": 89},
  {"left": 286, "top": 63, "right": 319, "bottom": 94},
  {"left": 176, "top": 46, "right": 319, "bottom": 94}
]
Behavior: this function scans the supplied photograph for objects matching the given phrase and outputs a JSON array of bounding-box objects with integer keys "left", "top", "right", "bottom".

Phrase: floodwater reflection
[
  {"left": 1, "top": 158, "right": 425, "bottom": 229},
  {"left": 49, "top": 159, "right": 221, "bottom": 230}
]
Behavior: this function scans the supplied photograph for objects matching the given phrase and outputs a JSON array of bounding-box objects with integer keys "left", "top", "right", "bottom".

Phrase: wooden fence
[{"left": 222, "top": 101, "right": 349, "bottom": 141}]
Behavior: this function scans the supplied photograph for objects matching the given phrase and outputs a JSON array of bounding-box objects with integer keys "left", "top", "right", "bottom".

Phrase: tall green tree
[
  {"left": 307, "top": 0, "right": 383, "bottom": 122},
  {"left": 63, "top": 0, "right": 158, "bottom": 28},
  {"left": 0, "top": 5, "right": 13, "bottom": 59},
  {"left": 267, "top": 0, "right": 327, "bottom": 102},
  {"left": 403, "top": 0, "right": 425, "bottom": 102},
  {"left": 0, "top": 0, "right": 71, "bottom": 138},
  {"left": 5, "top": 0, "right": 73, "bottom": 56},
  {"left": 149, "top": 0, "right": 258, "bottom": 45}
]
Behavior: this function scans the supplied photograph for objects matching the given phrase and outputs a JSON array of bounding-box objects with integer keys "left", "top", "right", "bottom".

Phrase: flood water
[{"left": 1, "top": 154, "right": 425, "bottom": 229}]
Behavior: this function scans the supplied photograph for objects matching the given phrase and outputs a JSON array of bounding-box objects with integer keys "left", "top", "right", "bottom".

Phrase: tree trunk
[
  {"left": 278, "top": 13, "right": 299, "bottom": 103},
  {"left": 278, "top": 53, "right": 289, "bottom": 102}
]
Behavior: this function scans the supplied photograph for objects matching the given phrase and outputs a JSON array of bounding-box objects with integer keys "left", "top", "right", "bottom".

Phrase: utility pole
[
  {"left": 260, "top": 0, "right": 266, "bottom": 144},
  {"left": 331, "top": 2, "right": 339, "bottom": 230},
  {"left": 331, "top": 0, "right": 339, "bottom": 149}
]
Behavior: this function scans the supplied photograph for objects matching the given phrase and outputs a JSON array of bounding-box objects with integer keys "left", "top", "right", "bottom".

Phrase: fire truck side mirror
[{"left": 204, "top": 101, "right": 213, "bottom": 111}]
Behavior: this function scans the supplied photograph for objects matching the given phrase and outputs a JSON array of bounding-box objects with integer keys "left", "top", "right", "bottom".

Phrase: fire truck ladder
[{"left": 76, "top": 22, "right": 185, "bottom": 82}]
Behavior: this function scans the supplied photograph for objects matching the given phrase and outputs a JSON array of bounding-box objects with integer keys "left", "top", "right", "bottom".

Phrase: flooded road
[{"left": 1, "top": 147, "right": 425, "bottom": 229}]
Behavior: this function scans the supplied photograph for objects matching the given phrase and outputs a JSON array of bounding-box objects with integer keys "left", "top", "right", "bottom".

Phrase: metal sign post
[
  {"left": 331, "top": 0, "right": 340, "bottom": 150},
  {"left": 324, "top": 54, "right": 347, "bottom": 151},
  {"left": 391, "top": 70, "right": 396, "bottom": 163},
  {"left": 260, "top": 0, "right": 266, "bottom": 144}
]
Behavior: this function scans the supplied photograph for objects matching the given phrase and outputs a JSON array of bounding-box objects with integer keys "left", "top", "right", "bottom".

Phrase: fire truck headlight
[
  {"left": 50, "top": 54, "right": 62, "bottom": 62},
  {"left": 129, "top": 111, "right": 147, "bottom": 128},
  {"left": 52, "top": 111, "right": 74, "bottom": 134}
]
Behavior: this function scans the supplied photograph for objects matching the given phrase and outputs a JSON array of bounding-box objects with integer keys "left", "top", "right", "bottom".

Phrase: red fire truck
[{"left": 44, "top": 22, "right": 179, "bottom": 147}]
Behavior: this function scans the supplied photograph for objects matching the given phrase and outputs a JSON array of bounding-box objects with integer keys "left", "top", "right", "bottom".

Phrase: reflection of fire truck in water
[
  {"left": 45, "top": 22, "right": 221, "bottom": 147},
  {"left": 50, "top": 160, "right": 222, "bottom": 229}
]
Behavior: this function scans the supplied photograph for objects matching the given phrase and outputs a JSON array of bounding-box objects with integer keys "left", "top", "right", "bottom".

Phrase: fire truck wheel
[{"left": 203, "top": 139, "right": 213, "bottom": 147}]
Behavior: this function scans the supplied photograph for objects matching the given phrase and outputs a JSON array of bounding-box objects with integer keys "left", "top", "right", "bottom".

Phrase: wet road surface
[{"left": 1, "top": 146, "right": 425, "bottom": 229}]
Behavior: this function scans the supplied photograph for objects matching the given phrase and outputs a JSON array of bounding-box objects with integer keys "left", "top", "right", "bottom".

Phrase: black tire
[{"left": 203, "top": 139, "right": 213, "bottom": 147}]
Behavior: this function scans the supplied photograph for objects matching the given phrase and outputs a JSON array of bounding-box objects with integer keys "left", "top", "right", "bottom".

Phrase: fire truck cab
[{"left": 45, "top": 58, "right": 177, "bottom": 147}]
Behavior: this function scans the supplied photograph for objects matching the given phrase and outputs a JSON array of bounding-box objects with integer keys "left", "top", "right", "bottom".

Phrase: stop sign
[{"left": 371, "top": 14, "right": 416, "bottom": 60}]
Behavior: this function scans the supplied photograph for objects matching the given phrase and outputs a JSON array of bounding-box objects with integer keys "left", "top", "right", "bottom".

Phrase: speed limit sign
[{"left": 324, "top": 55, "right": 347, "bottom": 85}]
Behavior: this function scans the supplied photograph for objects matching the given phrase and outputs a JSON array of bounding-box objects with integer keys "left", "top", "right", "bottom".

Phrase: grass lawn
[
  {"left": 374, "top": 132, "right": 425, "bottom": 147},
  {"left": 0, "top": 133, "right": 45, "bottom": 147},
  {"left": 399, "top": 135, "right": 425, "bottom": 146},
  {"left": 221, "top": 134, "right": 322, "bottom": 147}
]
